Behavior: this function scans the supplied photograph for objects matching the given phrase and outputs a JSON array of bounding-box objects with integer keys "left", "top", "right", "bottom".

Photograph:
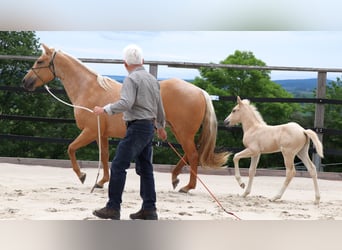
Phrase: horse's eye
[{"left": 37, "top": 60, "right": 44, "bottom": 65}]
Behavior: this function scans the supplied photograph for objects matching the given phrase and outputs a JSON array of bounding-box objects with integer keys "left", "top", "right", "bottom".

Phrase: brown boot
[
  {"left": 93, "top": 207, "right": 120, "bottom": 220},
  {"left": 129, "top": 208, "right": 158, "bottom": 220}
]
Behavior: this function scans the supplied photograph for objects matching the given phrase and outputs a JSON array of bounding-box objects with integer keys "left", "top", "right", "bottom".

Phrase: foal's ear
[{"left": 237, "top": 96, "right": 242, "bottom": 104}]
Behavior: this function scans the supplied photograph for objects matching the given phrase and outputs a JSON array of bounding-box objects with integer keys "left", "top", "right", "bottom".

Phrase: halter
[{"left": 31, "top": 51, "right": 57, "bottom": 84}]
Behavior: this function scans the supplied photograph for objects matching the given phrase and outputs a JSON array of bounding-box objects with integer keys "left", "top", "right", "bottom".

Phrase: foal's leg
[
  {"left": 68, "top": 129, "right": 97, "bottom": 184},
  {"left": 271, "top": 151, "right": 296, "bottom": 202},
  {"left": 242, "top": 155, "right": 261, "bottom": 197},
  {"left": 297, "top": 148, "right": 320, "bottom": 204},
  {"left": 233, "top": 148, "right": 254, "bottom": 189}
]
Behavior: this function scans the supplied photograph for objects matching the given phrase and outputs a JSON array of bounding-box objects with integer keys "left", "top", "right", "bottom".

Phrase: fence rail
[{"left": 1, "top": 54, "right": 342, "bottom": 171}]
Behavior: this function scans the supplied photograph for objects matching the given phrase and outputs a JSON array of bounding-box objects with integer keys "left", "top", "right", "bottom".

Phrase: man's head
[{"left": 123, "top": 44, "right": 143, "bottom": 66}]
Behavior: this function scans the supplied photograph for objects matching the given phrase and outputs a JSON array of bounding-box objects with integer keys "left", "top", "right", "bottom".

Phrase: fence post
[
  {"left": 313, "top": 71, "right": 326, "bottom": 172},
  {"left": 149, "top": 64, "right": 158, "bottom": 78},
  {"left": 149, "top": 63, "right": 158, "bottom": 164}
]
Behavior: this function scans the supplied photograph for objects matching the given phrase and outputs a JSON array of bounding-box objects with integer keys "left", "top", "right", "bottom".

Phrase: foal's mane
[
  {"left": 57, "top": 50, "right": 114, "bottom": 91},
  {"left": 242, "top": 99, "right": 267, "bottom": 125}
]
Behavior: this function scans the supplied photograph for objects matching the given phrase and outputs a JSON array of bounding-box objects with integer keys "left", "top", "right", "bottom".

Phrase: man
[{"left": 92, "top": 44, "right": 167, "bottom": 220}]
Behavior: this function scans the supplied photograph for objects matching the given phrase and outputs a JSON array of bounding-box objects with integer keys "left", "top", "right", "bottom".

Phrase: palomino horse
[
  {"left": 224, "top": 96, "right": 323, "bottom": 204},
  {"left": 22, "top": 44, "right": 229, "bottom": 192}
]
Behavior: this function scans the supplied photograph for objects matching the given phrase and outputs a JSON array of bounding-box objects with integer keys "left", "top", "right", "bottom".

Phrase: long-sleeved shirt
[{"left": 104, "top": 66, "right": 166, "bottom": 129}]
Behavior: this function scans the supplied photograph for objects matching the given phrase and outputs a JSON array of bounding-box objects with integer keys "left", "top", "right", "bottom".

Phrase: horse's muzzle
[
  {"left": 223, "top": 119, "right": 230, "bottom": 127},
  {"left": 22, "top": 77, "right": 36, "bottom": 91}
]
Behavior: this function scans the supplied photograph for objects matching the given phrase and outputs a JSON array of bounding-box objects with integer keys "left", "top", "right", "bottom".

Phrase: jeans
[{"left": 106, "top": 120, "right": 156, "bottom": 211}]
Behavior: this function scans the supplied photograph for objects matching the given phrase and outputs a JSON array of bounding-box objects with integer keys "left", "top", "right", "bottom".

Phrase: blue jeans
[{"left": 106, "top": 120, "right": 156, "bottom": 211}]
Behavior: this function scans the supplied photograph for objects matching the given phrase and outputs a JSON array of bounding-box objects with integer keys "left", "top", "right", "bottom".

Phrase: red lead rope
[{"left": 166, "top": 141, "right": 242, "bottom": 220}]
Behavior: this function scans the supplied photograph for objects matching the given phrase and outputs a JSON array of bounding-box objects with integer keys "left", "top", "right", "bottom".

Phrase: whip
[{"left": 166, "top": 140, "right": 241, "bottom": 220}]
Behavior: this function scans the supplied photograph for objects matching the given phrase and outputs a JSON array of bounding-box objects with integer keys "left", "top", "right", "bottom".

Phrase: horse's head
[
  {"left": 22, "top": 43, "right": 57, "bottom": 91},
  {"left": 224, "top": 96, "right": 244, "bottom": 127}
]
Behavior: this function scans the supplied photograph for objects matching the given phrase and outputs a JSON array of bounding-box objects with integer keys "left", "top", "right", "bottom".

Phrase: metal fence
[{"left": 1, "top": 55, "right": 342, "bottom": 171}]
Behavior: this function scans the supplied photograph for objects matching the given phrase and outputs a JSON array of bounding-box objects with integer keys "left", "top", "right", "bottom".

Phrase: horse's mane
[
  {"left": 58, "top": 50, "right": 114, "bottom": 91},
  {"left": 242, "top": 99, "right": 267, "bottom": 125}
]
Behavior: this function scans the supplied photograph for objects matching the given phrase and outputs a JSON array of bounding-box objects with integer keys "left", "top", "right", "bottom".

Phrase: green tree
[
  {"left": 193, "top": 50, "right": 301, "bottom": 169},
  {"left": 0, "top": 31, "right": 89, "bottom": 160},
  {"left": 320, "top": 78, "right": 342, "bottom": 171}
]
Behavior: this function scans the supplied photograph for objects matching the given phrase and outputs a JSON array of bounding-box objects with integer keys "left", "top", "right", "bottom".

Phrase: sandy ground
[{"left": 0, "top": 162, "right": 341, "bottom": 220}]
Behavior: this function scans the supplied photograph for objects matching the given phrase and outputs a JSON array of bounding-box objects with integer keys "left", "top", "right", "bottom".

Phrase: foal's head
[
  {"left": 224, "top": 96, "right": 264, "bottom": 127},
  {"left": 224, "top": 96, "right": 245, "bottom": 126}
]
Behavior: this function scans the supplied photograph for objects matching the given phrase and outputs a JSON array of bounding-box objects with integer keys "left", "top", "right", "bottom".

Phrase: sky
[
  {"left": 35, "top": 31, "right": 342, "bottom": 81},
  {"left": 2, "top": 1, "right": 342, "bottom": 80}
]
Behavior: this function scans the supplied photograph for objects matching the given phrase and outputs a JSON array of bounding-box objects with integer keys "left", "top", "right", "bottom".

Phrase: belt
[{"left": 126, "top": 119, "right": 154, "bottom": 127}]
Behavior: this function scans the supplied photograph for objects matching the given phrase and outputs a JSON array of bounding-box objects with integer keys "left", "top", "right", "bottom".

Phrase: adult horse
[
  {"left": 22, "top": 44, "right": 229, "bottom": 193},
  {"left": 224, "top": 96, "right": 322, "bottom": 204}
]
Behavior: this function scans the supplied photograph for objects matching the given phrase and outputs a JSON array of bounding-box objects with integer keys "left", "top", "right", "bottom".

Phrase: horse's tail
[
  {"left": 304, "top": 129, "right": 324, "bottom": 158},
  {"left": 197, "top": 90, "right": 231, "bottom": 168}
]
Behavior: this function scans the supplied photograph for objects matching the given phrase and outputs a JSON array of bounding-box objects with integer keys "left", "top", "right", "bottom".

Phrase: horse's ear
[
  {"left": 41, "top": 43, "right": 52, "bottom": 55},
  {"left": 237, "top": 96, "right": 242, "bottom": 104}
]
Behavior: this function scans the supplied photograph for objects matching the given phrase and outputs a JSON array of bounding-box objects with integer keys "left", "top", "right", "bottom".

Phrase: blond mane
[
  {"left": 59, "top": 50, "right": 114, "bottom": 91},
  {"left": 242, "top": 99, "right": 267, "bottom": 125}
]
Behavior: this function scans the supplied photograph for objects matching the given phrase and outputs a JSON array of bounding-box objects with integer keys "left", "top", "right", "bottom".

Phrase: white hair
[{"left": 123, "top": 44, "right": 143, "bottom": 65}]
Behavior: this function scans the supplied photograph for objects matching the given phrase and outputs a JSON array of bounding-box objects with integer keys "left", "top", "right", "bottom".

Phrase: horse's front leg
[
  {"left": 242, "top": 155, "right": 260, "bottom": 197},
  {"left": 68, "top": 129, "right": 97, "bottom": 184}
]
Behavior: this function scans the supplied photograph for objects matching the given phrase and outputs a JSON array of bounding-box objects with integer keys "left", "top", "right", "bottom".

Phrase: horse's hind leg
[
  {"left": 171, "top": 155, "right": 187, "bottom": 190},
  {"left": 297, "top": 148, "right": 320, "bottom": 204},
  {"left": 178, "top": 141, "right": 199, "bottom": 193},
  {"left": 271, "top": 152, "right": 296, "bottom": 202}
]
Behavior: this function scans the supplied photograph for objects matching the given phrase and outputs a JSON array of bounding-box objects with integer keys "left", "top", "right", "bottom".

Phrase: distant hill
[
  {"left": 273, "top": 78, "right": 333, "bottom": 97},
  {"left": 105, "top": 75, "right": 192, "bottom": 83},
  {"left": 273, "top": 78, "right": 317, "bottom": 92},
  {"left": 105, "top": 75, "right": 330, "bottom": 98},
  {"left": 105, "top": 75, "right": 125, "bottom": 83}
]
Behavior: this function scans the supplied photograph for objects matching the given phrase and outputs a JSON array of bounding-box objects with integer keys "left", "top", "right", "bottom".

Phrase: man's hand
[
  {"left": 157, "top": 128, "right": 167, "bottom": 141},
  {"left": 93, "top": 106, "right": 105, "bottom": 115}
]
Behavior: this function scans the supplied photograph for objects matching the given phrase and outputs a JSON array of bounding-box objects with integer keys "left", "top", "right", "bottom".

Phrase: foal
[{"left": 224, "top": 96, "right": 323, "bottom": 204}]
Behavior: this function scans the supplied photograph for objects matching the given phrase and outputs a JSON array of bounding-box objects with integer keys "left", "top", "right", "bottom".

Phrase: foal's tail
[
  {"left": 304, "top": 129, "right": 324, "bottom": 158},
  {"left": 197, "top": 90, "right": 231, "bottom": 168}
]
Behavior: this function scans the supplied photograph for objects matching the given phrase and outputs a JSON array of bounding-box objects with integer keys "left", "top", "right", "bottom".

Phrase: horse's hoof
[
  {"left": 94, "top": 183, "right": 103, "bottom": 189},
  {"left": 179, "top": 188, "right": 188, "bottom": 193},
  {"left": 79, "top": 173, "right": 86, "bottom": 184},
  {"left": 240, "top": 183, "right": 245, "bottom": 189},
  {"left": 172, "top": 179, "right": 180, "bottom": 189},
  {"left": 90, "top": 183, "right": 103, "bottom": 193}
]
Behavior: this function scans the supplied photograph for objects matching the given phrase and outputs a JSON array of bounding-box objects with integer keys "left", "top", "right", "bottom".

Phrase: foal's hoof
[
  {"left": 79, "top": 173, "right": 86, "bottom": 184},
  {"left": 172, "top": 179, "right": 180, "bottom": 190}
]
